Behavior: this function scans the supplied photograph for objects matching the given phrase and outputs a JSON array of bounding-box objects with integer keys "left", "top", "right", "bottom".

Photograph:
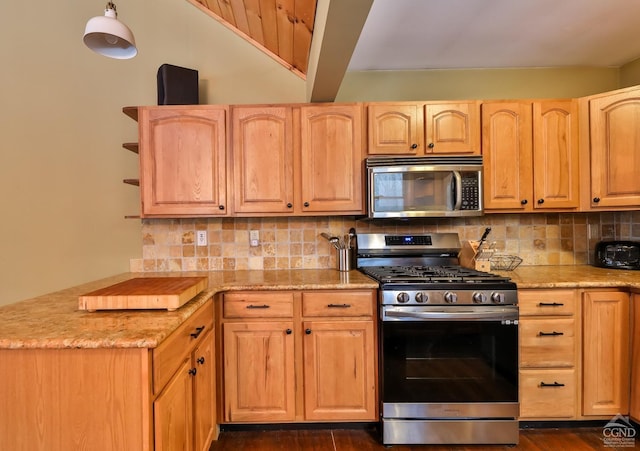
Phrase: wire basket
[{"left": 490, "top": 254, "right": 523, "bottom": 271}]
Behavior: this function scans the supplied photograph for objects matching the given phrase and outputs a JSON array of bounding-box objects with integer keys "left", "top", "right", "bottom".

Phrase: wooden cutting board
[{"left": 78, "top": 276, "right": 209, "bottom": 312}]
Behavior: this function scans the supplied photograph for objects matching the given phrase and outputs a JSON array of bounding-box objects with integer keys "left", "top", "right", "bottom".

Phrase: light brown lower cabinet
[
  {"left": 221, "top": 290, "right": 377, "bottom": 423},
  {"left": 630, "top": 293, "right": 639, "bottom": 423},
  {"left": 0, "top": 300, "right": 216, "bottom": 451},
  {"left": 518, "top": 289, "right": 579, "bottom": 419},
  {"left": 582, "top": 290, "right": 630, "bottom": 417}
]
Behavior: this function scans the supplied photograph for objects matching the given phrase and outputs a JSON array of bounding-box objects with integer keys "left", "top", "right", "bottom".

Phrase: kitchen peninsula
[
  {"left": 0, "top": 265, "right": 638, "bottom": 450},
  {"left": 0, "top": 269, "right": 377, "bottom": 451}
]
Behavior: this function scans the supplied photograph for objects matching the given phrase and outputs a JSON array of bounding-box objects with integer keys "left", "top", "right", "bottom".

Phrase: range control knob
[
  {"left": 491, "top": 292, "right": 506, "bottom": 304},
  {"left": 472, "top": 292, "right": 488, "bottom": 304},
  {"left": 415, "top": 292, "right": 429, "bottom": 303},
  {"left": 444, "top": 291, "right": 458, "bottom": 303},
  {"left": 397, "top": 292, "right": 410, "bottom": 303}
]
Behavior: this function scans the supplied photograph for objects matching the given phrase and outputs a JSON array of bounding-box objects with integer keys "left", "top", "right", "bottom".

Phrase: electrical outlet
[
  {"left": 249, "top": 230, "right": 259, "bottom": 247},
  {"left": 588, "top": 224, "right": 599, "bottom": 240},
  {"left": 196, "top": 230, "right": 208, "bottom": 246}
]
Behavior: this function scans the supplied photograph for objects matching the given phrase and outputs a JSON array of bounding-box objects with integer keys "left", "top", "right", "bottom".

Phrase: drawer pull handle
[
  {"left": 188, "top": 368, "right": 197, "bottom": 376},
  {"left": 538, "top": 331, "right": 564, "bottom": 337},
  {"left": 190, "top": 326, "right": 205, "bottom": 339},
  {"left": 327, "top": 303, "right": 351, "bottom": 308},
  {"left": 540, "top": 381, "right": 565, "bottom": 388},
  {"left": 246, "top": 304, "right": 270, "bottom": 309},
  {"left": 538, "top": 302, "right": 565, "bottom": 307},
  {"left": 197, "top": 357, "right": 205, "bottom": 365}
]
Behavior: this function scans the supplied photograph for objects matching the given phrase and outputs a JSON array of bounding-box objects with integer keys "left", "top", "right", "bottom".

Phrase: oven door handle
[{"left": 383, "top": 307, "right": 518, "bottom": 321}]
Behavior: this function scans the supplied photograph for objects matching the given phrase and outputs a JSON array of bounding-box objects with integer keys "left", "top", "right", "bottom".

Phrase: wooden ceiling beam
[{"left": 306, "top": 0, "right": 373, "bottom": 102}]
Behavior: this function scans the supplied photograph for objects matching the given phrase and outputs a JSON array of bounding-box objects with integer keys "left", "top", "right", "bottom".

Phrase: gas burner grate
[{"left": 360, "top": 265, "right": 512, "bottom": 285}]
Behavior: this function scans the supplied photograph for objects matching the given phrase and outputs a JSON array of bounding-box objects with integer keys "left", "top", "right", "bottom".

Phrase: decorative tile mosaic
[{"left": 130, "top": 212, "right": 637, "bottom": 272}]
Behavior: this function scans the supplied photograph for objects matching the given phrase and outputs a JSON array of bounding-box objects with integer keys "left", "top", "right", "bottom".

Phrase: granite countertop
[
  {"left": 499, "top": 264, "right": 640, "bottom": 289},
  {"left": 0, "top": 269, "right": 378, "bottom": 350},
  {"left": 2, "top": 265, "right": 638, "bottom": 351}
]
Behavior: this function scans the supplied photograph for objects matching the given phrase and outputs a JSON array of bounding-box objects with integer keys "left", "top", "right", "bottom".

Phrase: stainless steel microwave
[{"left": 365, "top": 156, "right": 483, "bottom": 219}]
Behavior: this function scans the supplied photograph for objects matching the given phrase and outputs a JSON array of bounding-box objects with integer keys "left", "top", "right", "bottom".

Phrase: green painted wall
[
  {"left": 336, "top": 67, "right": 621, "bottom": 101},
  {"left": 621, "top": 57, "right": 640, "bottom": 87},
  {"left": 0, "top": 0, "right": 306, "bottom": 306}
]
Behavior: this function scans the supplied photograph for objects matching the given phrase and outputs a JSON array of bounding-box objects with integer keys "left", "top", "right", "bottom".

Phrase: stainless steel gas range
[{"left": 356, "top": 232, "right": 519, "bottom": 446}]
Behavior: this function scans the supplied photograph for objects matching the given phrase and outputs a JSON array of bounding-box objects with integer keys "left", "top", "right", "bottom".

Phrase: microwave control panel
[{"left": 460, "top": 174, "right": 480, "bottom": 210}]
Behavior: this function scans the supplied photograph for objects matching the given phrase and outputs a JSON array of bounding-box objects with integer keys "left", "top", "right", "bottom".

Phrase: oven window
[{"left": 382, "top": 320, "right": 518, "bottom": 403}]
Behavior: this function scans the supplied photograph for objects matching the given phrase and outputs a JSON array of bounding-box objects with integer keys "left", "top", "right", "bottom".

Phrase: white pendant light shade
[{"left": 83, "top": 2, "right": 137, "bottom": 59}]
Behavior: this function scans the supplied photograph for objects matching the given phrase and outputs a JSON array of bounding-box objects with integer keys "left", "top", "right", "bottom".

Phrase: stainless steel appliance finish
[
  {"left": 357, "top": 232, "right": 519, "bottom": 446},
  {"left": 365, "top": 156, "right": 483, "bottom": 219}
]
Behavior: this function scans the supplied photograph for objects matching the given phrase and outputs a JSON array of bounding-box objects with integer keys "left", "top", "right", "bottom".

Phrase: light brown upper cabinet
[
  {"left": 482, "top": 100, "right": 579, "bottom": 212},
  {"left": 138, "top": 106, "right": 228, "bottom": 217},
  {"left": 231, "top": 106, "right": 294, "bottom": 214},
  {"left": 585, "top": 86, "right": 640, "bottom": 209},
  {"left": 231, "top": 104, "right": 364, "bottom": 215},
  {"left": 367, "top": 101, "right": 480, "bottom": 155}
]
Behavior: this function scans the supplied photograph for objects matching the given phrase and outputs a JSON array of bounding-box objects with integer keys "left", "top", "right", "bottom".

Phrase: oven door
[{"left": 381, "top": 305, "right": 519, "bottom": 419}]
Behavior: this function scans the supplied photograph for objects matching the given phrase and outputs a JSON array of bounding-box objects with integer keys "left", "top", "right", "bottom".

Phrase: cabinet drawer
[
  {"left": 302, "top": 291, "right": 375, "bottom": 317},
  {"left": 519, "top": 318, "right": 576, "bottom": 368},
  {"left": 153, "top": 300, "right": 213, "bottom": 394},
  {"left": 223, "top": 292, "right": 294, "bottom": 318},
  {"left": 518, "top": 290, "right": 576, "bottom": 316},
  {"left": 519, "top": 368, "right": 576, "bottom": 418}
]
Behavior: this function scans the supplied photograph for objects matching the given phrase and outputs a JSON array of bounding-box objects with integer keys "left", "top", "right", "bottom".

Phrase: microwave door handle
[{"left": 452, "top": 171, "right": 462, "bottom": 210}]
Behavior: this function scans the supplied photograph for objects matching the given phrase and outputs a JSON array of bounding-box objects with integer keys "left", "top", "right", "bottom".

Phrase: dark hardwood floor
[{"left": 210, "top": 426, "right": 638, "bottom": 450}]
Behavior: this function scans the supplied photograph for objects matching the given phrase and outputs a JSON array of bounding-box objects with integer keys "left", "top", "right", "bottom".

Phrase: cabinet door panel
[
  {"left": 232, "top": 106, "right": 294, "bottom": 213},
  {"left": 194, "top": 331, "right": 216, "bottom": 451},
  {"left": 590, "top": 91, "right": 640, "bottom": 208},
  {"left": 154, "top": 358, "right": 193, "bottom": 451},
  {"left": 223, "top": 322, "right": 295, "bottom": 421},
  {"left": 299, "top": 105, "right": 363, "bottom": 213},
  {"left": 140, "top": 107, "right": 227, "bottom": 216},
  {"left": 303, "top": 320, "right": 376, "bottom": 421},
  {"left": 425, "top": 102, "right": 480, "bottom": 154},
  {"left": 532, "top": 100, "right": 579, "bottom": 209},
  {"left": 482, "top": 102, "right": 533, "bottom": 210},
  {"left": 631, "top": 294, "right": 640, "bottom": 422},
  {"left": 582, "top": 291, "right": 630, "bottom": 416},
  {"left": 367, "top": 104, "right": 423, "bottom": 154}
]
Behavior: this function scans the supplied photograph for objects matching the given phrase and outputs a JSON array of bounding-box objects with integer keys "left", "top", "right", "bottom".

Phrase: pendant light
[{"left": 83, "top": 2, "right": 137, "bottom": 59}]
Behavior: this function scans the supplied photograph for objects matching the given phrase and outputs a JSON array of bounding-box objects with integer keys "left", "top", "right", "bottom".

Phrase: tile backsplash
[{"left": 130, "top": 212, "right": 640, "bottom": 272}]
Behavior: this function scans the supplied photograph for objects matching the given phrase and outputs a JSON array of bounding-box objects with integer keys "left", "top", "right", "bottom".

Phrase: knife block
[{"left": 459, "top": 240, "right": 493, "bottom": 272}]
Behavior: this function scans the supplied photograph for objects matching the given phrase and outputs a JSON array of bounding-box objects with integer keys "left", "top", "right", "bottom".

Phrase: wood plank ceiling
[{"left": 187, "top": 0, "right": 317, "bottom": 78}]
